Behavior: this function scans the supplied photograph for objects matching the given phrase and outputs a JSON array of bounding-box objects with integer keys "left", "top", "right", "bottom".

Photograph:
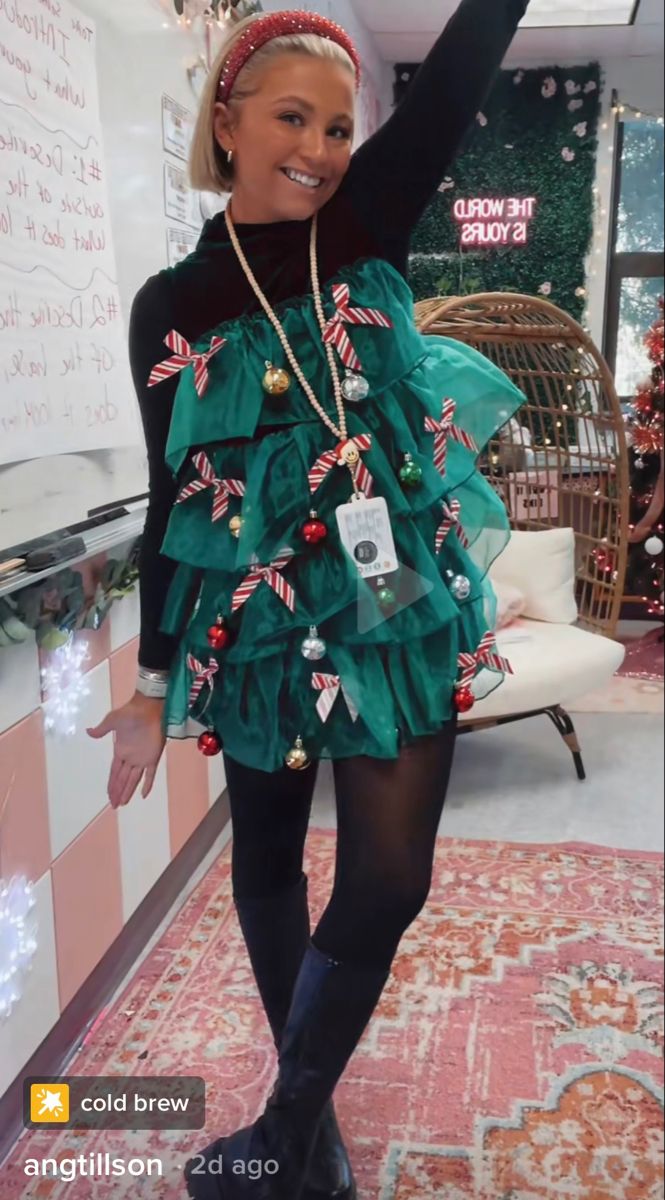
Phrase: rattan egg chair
[{"left": 415, "top": 292, "right": 630, "bottom": 778}]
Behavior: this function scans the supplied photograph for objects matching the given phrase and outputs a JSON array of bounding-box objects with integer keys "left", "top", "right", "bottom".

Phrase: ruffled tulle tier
[{"left": 155, "top": 258, "right": 524, "bottom": 771}]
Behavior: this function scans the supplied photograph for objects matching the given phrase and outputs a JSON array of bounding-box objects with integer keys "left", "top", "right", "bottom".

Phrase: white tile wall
[
  {"left": 208, "top": 755, "right": 227, "bottom": 808},
  {"left": 0, "top": 636, "right": 42, "bottom": 735},
  {"left": 117, "top": 757, "right": 171, "bottom": 922},
  {"left": 45, "top": 662, "right": 114, "bottom": 861},
  {"left": 0, "top": 871, "right": 60, "bottom": 1097},
  {"left": 109, "top": 585, "right": 141, "bottom": 654}
]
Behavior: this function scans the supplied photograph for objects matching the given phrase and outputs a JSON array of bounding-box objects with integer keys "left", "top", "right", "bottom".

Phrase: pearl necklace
[{"left": 224, "top": 206, "right": 358, "bottom": 486}]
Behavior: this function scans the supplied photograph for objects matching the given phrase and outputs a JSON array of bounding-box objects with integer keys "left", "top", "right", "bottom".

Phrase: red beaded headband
[{"left": 216, "top": 11, "right": 361, "bottom": 104}]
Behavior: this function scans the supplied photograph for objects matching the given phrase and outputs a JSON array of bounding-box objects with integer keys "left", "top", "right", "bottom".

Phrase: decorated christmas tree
[{"left": 625, "top": 299, "right": 665, "bottom": 617}]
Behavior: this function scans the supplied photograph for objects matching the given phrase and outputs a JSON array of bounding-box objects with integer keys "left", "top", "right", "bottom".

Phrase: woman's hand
[{"left": 87, "top": 693, "right": 167, "bottom": 809}]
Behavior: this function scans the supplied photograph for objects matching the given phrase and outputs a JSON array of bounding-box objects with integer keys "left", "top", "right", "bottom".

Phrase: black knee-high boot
[
  {"left": 233, "top": 876, "right": 356, "bottom": 1200},
  {"left": 184, "top": 942, "right": 390, "bottom": 1200}
]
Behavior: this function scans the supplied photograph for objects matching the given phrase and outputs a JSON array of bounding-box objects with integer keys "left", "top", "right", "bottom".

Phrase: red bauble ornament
[
  {"left": 198, "top": 731, "right": 222, "bottom": 757},
  {"left": 207, "top": 620, "right": 230, "bottom": 651},
  {"left": 302, "top": 517, "right": 328, "bottom": 545},
  {"left": 454, "top": 687, "right": 476, "bottom": 714}
]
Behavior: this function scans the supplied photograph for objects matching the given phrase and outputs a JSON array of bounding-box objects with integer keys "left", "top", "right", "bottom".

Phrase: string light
[
  {"left": 0, "top": 877, "right": 37, "bottom": 1024},
  {"left": 611, "top": 95, "right": 664, "bottom": 123},
  {"left": 41, "top": 636, "right": 91, "bottom": 738}
]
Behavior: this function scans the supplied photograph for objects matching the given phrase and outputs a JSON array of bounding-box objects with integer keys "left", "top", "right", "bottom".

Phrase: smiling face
[{"left": 214, "top": 52, "right": 355, "bottom": 224}]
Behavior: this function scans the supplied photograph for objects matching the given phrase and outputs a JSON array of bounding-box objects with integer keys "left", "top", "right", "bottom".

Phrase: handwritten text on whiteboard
[{"left": 0, "top": 0, "right": 138, "bottom": 464}]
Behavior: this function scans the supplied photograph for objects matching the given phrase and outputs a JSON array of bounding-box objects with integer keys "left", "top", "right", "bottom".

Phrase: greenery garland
[
  {"left": 0, "top": 540, "right": 141, "bottom": 653},
  {"left": 394, "top": 63, "right": 602, "bottom": 320}
]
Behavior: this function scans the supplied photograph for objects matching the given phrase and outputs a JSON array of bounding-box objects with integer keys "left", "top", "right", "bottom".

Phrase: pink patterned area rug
[
  {"left": 2, "top": 835, "right": 663, "bottom": 1199},
  {"left": 618, "top": 626, "right": 664, "bottom": 682}
]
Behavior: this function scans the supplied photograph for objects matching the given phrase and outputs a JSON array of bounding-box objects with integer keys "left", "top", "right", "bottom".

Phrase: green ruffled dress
[{"left": 157, "top": 258, "right": 524, "bottom": 772}]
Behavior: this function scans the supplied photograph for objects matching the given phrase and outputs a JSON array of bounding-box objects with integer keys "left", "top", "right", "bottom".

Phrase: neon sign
[{"left": 453, "top": 197, "right": 537, "bottom": 248}]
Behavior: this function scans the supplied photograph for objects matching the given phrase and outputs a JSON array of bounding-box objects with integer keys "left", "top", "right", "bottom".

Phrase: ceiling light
[{"left": 521, "top": 1, "right": 636, "bottom": 27}]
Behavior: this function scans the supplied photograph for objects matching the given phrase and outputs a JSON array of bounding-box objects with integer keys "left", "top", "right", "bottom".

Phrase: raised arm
[
  {"left": 346, "top": 0, "right": 529, "bottom": 253},
  {"left": 129, "top": 275, "right": 182, "bottom": 672}
]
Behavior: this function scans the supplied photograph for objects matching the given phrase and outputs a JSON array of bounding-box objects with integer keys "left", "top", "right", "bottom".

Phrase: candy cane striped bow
[
  {"left": 457, "top": 632, "right": 514, "bottom": 691},
  {"left": 231, "top": 551, "right": 296, "bottom": 614},
  {"left": 308, "top": 435, "right": 374, "bottom": 497},
  {"left": 424, "top": 399, "right": 479, "bottom": 479},
  {"left": 435, "top": 500, "right": 470, "bottom": 555},
  {"left": 312, "top": 674, "right": 359, "bottom": 723},
  {"left": 186, "top": 654, "right": 219, "bottom": 709},
  {"left": 148, "top": 331, "right": 226, "bottom": 398},
  {"left": 176, "top": 452, "right": 245, "bottom": 523},
  {"left": 322, "top": 284, "right": 393, "bottom": 372}
]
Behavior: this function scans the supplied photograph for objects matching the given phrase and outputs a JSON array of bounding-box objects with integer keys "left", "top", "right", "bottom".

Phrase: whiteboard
[
  {"left": 0, "top": 0, "right": 389, "bottom": 551},
  {"left": 0, "top": 0, "right": 210, "bottom": 550}
]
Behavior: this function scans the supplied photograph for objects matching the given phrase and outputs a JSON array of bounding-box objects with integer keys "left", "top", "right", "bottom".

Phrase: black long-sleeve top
[{"left": 132, "top": 0, "right": 528, "bottom": 670}]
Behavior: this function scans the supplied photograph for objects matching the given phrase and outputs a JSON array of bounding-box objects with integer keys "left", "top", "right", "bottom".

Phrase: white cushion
[
  {"left": 461, "top": 619, "right": 625, "bottom": 723},
  {"left": 490, "top": 528, "right": 578, "bottom": 625},
  {"left": 493, "top": 580, "right": 526, "bottom": 629}
]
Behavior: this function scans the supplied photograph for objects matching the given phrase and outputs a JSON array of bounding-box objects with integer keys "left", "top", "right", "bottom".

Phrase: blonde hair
[{"left": 189, "top": 14, "right": 356, "bottom": 195}]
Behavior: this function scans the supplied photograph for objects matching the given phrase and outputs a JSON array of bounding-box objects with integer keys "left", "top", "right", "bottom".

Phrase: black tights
[{"left": 226, "top": 721, "right": 457, "bottom": 971}]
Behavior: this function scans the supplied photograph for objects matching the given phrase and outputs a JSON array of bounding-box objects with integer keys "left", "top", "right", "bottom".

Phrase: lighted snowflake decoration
[
  {"left": 42, "top": 636, "right": 91, "bottom": 738},
  {"left": 0, "top": 877, "right": 38, "bottom": 1024}
]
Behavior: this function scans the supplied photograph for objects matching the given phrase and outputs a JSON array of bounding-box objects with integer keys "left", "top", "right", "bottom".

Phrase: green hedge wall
[{"left": 395, "top": 63, "right": 602, "bottom": 321}]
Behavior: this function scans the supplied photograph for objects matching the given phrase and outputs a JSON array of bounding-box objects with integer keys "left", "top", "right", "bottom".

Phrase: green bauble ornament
[
  {"left": 377, "top": 578, "right": 397, "bottom": 610},
  {"left": 399, "top": 453, "right": 423, "bottom": 489}
]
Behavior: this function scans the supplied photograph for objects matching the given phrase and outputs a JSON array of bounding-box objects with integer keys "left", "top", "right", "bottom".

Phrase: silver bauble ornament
[
  {"left": 645, "top": 536, "right": 664, "bottom": 557},
  {"left": 301, "top": 626, "right": 327, "bottom": 661},
  {"left": 341, "top": 372, "right": 370, "bottom": 404},
  {"left": 448, "top": 573, "right": 472, "bottom": 601}
]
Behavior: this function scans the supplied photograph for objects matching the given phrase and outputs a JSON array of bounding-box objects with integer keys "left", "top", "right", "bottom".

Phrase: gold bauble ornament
[
  {"left": 285, "top": 736, "right": 311, "bottom": 771},
  {"left": 263, "top": 364, "right": 291, "bottom": 396},
  {"left": 229, "top": 515, "right": 244, "bottom": 539}
]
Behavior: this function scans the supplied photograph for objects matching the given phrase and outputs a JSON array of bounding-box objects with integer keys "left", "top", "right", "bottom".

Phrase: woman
[{"left": 89, "top": 3, "right": 528, "bottom": 1197}]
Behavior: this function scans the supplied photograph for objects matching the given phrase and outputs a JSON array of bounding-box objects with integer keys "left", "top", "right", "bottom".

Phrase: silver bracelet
[{"left": 136, "top": 666, "right": 170, "bottom": 699}]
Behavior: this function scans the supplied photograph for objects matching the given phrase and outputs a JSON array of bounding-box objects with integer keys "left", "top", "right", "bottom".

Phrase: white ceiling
[
  {"left": 74, "top": 0, "right": 665, "bottom": 62},
  {"left": 352, "top": 0, "right": 664, "bottom": 63}
]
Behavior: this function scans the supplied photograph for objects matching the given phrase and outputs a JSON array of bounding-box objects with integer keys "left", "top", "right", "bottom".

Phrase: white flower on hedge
[
  {"left": 568, "top": 99, "right": 584, "bottom": 112},
  {"left": 513, "top": 70, "right": 525, "bottom": 85},
  {"left": 538, "top": 282, "right": 553, "bottom": 296},
  {"left": 575, "top": 287, "right": 587, "bottom": 298},
  {"left": 476, "top": 111, "right": 488, "bottom": 126},
  {"left": 542, "top": 77, "right": 557, "bottom": 99},
  {"left": 438, "top": 177, "right": 455, "bottom": 192},
  {"left": 565, "top": 80, "right": 581, "bottom": 95},
  {"left": 584, "top": 80, "right": 598, "bottom": 94},
  {"left": 573, "top": 121, "right": 588, "bottom": 138},
  {"left": 561, "top": 147, "right": 576, "bottom": 163}
]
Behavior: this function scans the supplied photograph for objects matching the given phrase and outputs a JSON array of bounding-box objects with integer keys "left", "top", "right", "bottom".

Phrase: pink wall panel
[
  {"left": 0, "top": 711, "right": 51, "bottom": 882},
  {"left": 166, "top": 740, "right": 210, "bottom": 858},
  {"left": 51, "top": 805, "right": 123, "bottom": 1011}
]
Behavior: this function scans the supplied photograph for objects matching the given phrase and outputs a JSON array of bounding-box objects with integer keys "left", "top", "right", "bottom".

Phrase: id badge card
[{"left": 336, "top": 494, "right": 399, "bottom": 580}]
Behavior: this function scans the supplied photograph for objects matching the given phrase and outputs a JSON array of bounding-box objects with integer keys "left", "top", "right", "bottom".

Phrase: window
[{"left": 606, "top": 117, "right": 665, "bottom": 399}]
